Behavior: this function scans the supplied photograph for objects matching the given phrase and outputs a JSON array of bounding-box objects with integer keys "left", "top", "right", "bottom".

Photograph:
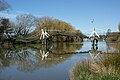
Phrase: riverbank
[
  {"left": 0, "top": 41, "right": 118, "bottom": 80},
  {"left": 106, "top": 32, "right": 120, "bottom": 42},
  {"left": 70, "top": 42, "right": 120, "bottom": 80}
]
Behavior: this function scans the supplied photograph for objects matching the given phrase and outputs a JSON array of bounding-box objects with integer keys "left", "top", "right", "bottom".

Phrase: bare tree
[
  {"left": 15, "top": 14, "right": 37, "bottom": 36},
  {"left": 0, "top": 0, "right": 10, "bottom": 11}
]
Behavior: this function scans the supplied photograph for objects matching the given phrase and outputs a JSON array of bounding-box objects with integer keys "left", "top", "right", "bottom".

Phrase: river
[{"left": 0, "top": 41, "right": 118, "bottom": 80}]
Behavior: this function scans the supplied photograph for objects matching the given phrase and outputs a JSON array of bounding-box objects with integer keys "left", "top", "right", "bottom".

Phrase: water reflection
[
  {"left": 0, "top": 43, "right": 83, "bottom": 73},
  {"left": 0, "top": 42, "right": 119, "bottom": 80},
  {"left": 89, "top": 43, "right": 100, "bottom": 60},
  {"left": 40, "top": 50, "right": 49, "bottom": 60},
  {"left": 50, "top": 42, "right": 83, "bottom": 54},
  {"left": 106, "top": 42, "right": 120, "bottom": 52}
]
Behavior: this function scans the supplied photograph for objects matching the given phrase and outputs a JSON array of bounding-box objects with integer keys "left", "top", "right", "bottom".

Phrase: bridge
[
  {"left": 0, "top": 27, "right": 108, "bottom": 44},
  {"left": 83, "top": 27, "right": 108, "bottom": 41},
  {"left": 0, "top": 3, "right": 108, "bottom": 43},
  {"left": 0, "top": 6, "right": 108, "bottom": 44}
]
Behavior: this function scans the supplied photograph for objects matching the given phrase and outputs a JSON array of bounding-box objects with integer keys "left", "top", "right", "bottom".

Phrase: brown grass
[{"left": 70, "top": 52, "right": 120, "bottom": 80}]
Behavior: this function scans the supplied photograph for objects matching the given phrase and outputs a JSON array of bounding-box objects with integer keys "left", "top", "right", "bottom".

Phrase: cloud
[
  {"left": 0, "top": 10, "right": 42, "bottom": 20},
  {"left": 14, "top": 11, "right": 30, "bottom": 14},
  {"left": 0, "top": 11, "right": 16, "bottom": 19}
]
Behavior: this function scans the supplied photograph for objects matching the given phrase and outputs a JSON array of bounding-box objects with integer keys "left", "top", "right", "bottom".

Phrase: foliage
[
  {"left": 101, "top": 53, "right": 120, "bottom": 72},
  {"left": 70, "top": 59, "right": 91, "bottom": 80},
  {"left": 0, "top": 17, "right": 10, "bottom": 28},
  {"left": 106, "top": 23, "right": 120, "bottom": 42},
  {"left": 0, "top": 17, "right": 11, "bottom": 34},
  {"left": 70, "top": 52, "right": 120, "bottom": 80},
  {"left": 35, "top": 16, "right": 83, "bottom": 42},
  {"left": 119, "top": 22, "right": 120, "bottom": 32},
  {"left": 0, "top": 16, "right": 83, "bottom": 43},
  {"left": 35, "top": 16, "right": 79, "bottom": 34},
  {"left": 106, "top": 32, "right": 120, "bottom": 42}
]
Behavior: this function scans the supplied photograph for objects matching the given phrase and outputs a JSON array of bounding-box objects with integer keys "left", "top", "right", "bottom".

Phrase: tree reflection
[
  {"left": 50, "top": 42, "right": 83, "bottom": 54},
  {"left": 106, "top": 42, "right": 120, "bottom": 53},
  {"left": 0, "top": 42, "right": 83, "bottom": 73},
  {"left": 0, "top": 47, "right": 31, "bottom": 72}
]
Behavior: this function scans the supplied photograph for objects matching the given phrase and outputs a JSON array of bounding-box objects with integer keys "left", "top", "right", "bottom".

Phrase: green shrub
[{"left": 70, "top": 53, "right": 120, "bottom": 80}]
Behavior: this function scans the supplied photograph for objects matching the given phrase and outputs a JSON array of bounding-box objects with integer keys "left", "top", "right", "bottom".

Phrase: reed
[
  {"left": 70, "top": 52, "right": 120, "bottom": 80},
  {"left": 70, "top": 58, "right": 91, "bottom": 80}
]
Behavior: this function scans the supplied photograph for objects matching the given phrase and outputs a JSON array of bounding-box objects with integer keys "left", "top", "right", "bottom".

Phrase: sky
[{"left": 1, "top": 0, "right": 120, "bottom": 34}]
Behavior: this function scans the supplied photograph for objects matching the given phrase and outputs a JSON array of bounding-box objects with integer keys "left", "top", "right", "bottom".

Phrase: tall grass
[
  {"left": 70, "top": 59, "right": 91, "bottom": 80},
  {"left": 70, "top": 52, "right": 120, "bottom": 80}
]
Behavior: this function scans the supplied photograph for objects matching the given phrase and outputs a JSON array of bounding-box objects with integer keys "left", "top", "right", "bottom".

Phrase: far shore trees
[
  {"left": 119, "top": 22, "right": 120, "bottom": 32},
  {"left": 35, "top": 16, "right": 83, "bottom": 42},
  {"left": 35, "top": 16, "right": 79, "bottom": 34},
  {"left": 0, "top": 17, "right": 11, "bottom": 35},
  {"left": 15, "top": 14, "right": 38, "bottom": 36},
  {"left": 0, "top": 15, "right": 83, "bottom": 43}
]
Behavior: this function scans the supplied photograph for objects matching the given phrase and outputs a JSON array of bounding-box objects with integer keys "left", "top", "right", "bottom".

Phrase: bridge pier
[{"left": 91, "top": 38, "right": 98, "bottom": 50}]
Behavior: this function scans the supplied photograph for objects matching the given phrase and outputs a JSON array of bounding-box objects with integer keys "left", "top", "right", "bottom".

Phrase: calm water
[{"left": 0, "top": 41, "right": 117, "bottom": 80}]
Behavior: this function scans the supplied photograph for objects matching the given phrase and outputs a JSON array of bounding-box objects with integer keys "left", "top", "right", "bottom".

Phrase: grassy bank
[{"left": 70, "top": 52, "right": 120, "bottom": 80}]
